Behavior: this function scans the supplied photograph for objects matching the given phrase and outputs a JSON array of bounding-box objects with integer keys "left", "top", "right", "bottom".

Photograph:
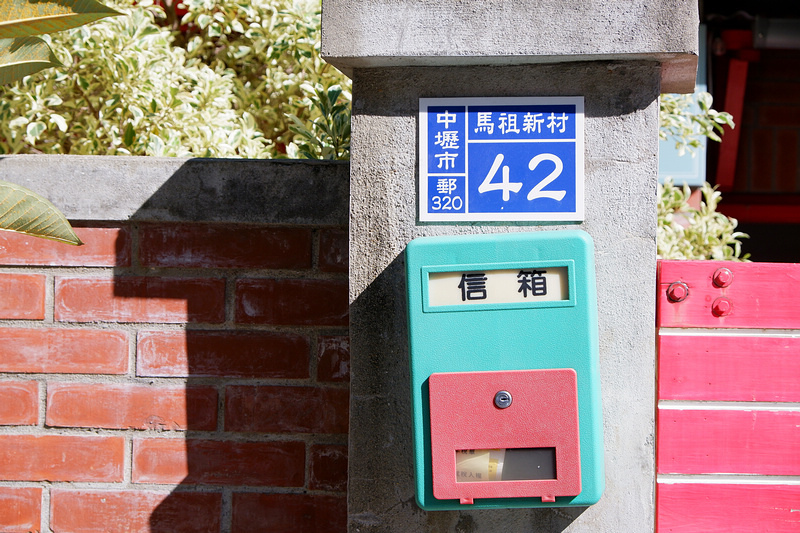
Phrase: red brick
[
  {"left": 51, "top": 489, "right": 220, "bottom": 533},
  {"left": 733, "top": 124, "right": 751, "bottom": 191},
  {"left": 46, "top": 383, "right": 217, "bottom": 431},
  {"left": 0, "top": 226, "right": 131, "bottom": 267},
  {"left": 741, "top": 104, "right": 757, "bottom": 129},
  {"left": 132, "top": 439, "right": 304, "bottom": 486},
  {"left": 776, "top": 129, "right": 799, "bottom": 192},
  {"left": 231, "top": 493, "right": 346, "bottom": 533},
  {"left": 317, "top": 335, "right": 350, "bottom": 382},
  {"left": 140, "top": 224, "right": 312, "bottom": 269},
  {"left": 0, "top": 381, "right": 38, "bottom": 425},
  {"left": 236, "top": 278, "right": 348, "bottom": 326},
  {"left": 225, "top": 386, "right": 349, "bottom": 434},
  {"left": 0, "top": 435, "right": 123, "bottom": 482},
  {"left": 750, "top": 127, "right": 774, "bottom": 192},
  {"left": 748, "top": 81, "right": 800, "bottom": 104},
  {"left": 750, "top": 50, "right": 800, "bottom": 82},
  {"left": 309, "top": 444, "right": 348, "bottom": 492},
  {"left": 137, "top": 330, "right": 309, "bottom": 378},
  {"left": 758, "top": 105, "right": 800, "bottom": 128},
  {"left": 0, "top": 327, "right": 128, "bottom": 374},
  {"left": 55, "top": 277, "right": 225, "bottom": 323},
  {"left": 0, "top": 487, "right": 41, "bottom": 533},
  {"left": 0, "top": 274, "right": 44, "bottom": 319},
  {"left": 319, "top": 228, "right": 348, "bottom": 273}
]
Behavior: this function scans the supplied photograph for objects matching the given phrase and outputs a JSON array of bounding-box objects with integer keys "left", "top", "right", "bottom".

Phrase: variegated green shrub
[
  {"left": 0, "top": 0, "right": 124, "bottom": 245},
  {"left": 657, "top": 92, "right": 748, "bottom": 261},
  {"left": 179, "top": 0, "right": 349, "bottom": 155},
  {"left": 657, "top": 179, "right": 749, "bottom": 261},
  {"left": 659, "top": 91, "right": 734, "bottom": 156},
  {"left": 0, "top": 0, "right": 350, "bottom": 158}
]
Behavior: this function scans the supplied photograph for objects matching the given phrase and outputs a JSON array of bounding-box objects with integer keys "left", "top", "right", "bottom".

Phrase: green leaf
[
  {"left": 0, "top": 0, "right": 120, "bottom": 39},
  {"left": 122, "top": 121, "right": 134, "bottom": 146},
  {"left": 0, "top": 36, "right": 61, "bottom": 84},
  {"left": 326, "top": 85, "right": 342, "bottom": 106},
  {"left": 0, "top": 180, "right": 82, "bottom": 245},
  {"left": 50, "top": 113, "right": 67, "bottom": 132},
  {"left": 195, "top": 13, "right": 211, "bottom": 29},
  {"left": 25, "top": 119, "right": 45, "bottom": 139}
]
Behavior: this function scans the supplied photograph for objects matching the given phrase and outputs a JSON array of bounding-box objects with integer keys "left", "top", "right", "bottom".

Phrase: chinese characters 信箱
[
  {"left": 458, "top": 272, "right": 488, "bottom": 301},
  {"left": 517, "top": 269, "right": 548, "bottom": 297},
  {"left": 456, "top": 270, "right": 549, "bottom": 302}
]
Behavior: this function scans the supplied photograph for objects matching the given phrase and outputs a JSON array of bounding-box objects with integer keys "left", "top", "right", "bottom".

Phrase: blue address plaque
[{"left": 419, "top": 97, "right": 584, "bottom": 222}]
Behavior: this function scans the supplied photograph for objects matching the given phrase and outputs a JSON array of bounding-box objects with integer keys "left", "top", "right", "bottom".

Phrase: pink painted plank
[
  {"left": 657, "top": 409, "right": 800, "bottom": 475},
  {"left": 658, "top": 483, "right": 800, "bottom": 532},
  {"left": 658, "top": 335, "right": 800, "bottom": 402},
  {"left": 658, "top": 261, "right": 800, "bottom": 329}
]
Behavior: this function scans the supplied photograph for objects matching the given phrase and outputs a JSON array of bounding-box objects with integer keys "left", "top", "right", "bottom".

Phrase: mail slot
[{"left": 406, "top": 230, "right": 604, "bottom": 510}]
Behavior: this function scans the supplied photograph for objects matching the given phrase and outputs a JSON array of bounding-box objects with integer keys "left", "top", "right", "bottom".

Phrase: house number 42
[{"left": 478, "top": 153, "right": 566, "bottom": 202}]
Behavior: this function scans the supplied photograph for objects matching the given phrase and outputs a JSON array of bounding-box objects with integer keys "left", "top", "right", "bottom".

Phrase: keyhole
[{"left": 494, "top": 390, "right": 512, "bottom": 409}]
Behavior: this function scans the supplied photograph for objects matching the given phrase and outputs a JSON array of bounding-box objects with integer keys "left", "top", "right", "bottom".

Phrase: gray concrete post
[{"left": 322, "top": 2, "right": 698, "bottom": 531}]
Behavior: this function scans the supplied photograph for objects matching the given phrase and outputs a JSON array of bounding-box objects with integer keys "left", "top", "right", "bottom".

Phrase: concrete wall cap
[
  {"left": 322, "top": 0, "right": 699, "bottom": 93},
  {"left": 0, "top": 155, "right": 349, "bottom": 226}
]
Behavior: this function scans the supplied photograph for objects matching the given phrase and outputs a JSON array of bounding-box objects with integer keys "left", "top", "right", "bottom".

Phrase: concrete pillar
[{"left": 322, "top": 2, "right": 698, "bottom": 531}]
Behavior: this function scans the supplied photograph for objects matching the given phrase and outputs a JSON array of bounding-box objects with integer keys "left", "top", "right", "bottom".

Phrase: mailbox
[{"left": 406, "top": 230, "right": 603, "bottom": 510}]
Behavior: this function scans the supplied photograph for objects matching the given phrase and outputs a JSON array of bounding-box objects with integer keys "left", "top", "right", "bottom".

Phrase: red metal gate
[{"left": 656, "top": 260, "right": 800, "bottom": 532}]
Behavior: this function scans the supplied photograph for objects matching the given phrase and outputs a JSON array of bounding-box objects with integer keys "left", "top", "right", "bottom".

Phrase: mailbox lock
[{"left": 494, "top": 390, "right": 513, "bottom": 409}]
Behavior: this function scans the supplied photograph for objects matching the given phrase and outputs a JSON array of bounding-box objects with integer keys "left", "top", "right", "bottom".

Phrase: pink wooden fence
[{"left": 656, "top": 260, "right": 800, "bottom": 532}]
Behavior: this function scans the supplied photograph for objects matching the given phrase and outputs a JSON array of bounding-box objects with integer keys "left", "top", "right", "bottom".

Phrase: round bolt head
[
  {"left": 494, "top": 390, "right": 512, "bottom": 409},
  {"left": 713, "top": 267, "right": 733, "bottom": 288},
  {"left": 667, "top": 281, "right": 689, "bottom": 303},
  {"left": 712, "top": 297, "right": 732, "bottom": 317}
]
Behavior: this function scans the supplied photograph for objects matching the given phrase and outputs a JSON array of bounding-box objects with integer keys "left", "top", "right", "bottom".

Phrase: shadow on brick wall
[{"left": 109, "top": 159, "right": 351, "bottom": 533}]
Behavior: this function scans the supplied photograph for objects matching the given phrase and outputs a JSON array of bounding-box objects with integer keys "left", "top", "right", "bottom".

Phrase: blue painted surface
[
  {"left": 420, "top": 97, "right": 584, "bottom": 222},
  {"left": 405, "top": 230, "right": 604, "bottom": 510}
]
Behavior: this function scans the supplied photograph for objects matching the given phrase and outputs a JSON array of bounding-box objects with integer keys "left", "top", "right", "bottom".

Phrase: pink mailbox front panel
[{"left": 428, "top": 368, "right": 581, "bottom": 504}]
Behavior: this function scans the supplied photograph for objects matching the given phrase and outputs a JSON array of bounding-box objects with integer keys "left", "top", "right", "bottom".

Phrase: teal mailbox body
[{"left": 406, "top": 230, "right": 603, "bottom": 510}]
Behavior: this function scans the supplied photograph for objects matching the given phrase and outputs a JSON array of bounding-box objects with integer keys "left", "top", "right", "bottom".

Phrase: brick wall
[
  {"left": 0, "top": 220, "right": 349, "bottom": 533},
  {"left": 731, "top": 49, "right": 800, "bottom": 194}
]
